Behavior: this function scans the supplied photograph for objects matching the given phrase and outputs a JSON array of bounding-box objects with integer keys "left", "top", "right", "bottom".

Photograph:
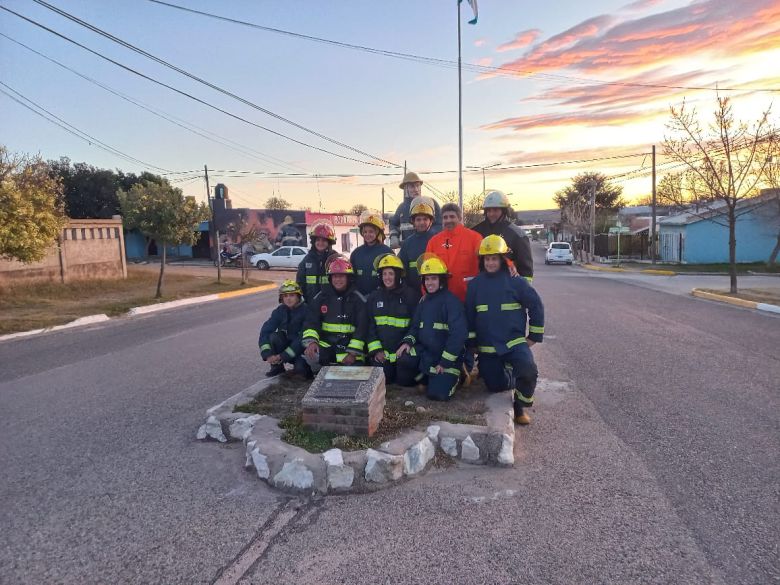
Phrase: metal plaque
[{"left": 313, "top": 381, "right": 361, "bottom": 399}]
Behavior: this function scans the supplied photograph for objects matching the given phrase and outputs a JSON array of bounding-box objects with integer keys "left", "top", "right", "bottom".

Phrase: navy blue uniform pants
[
  {"left": 396, "top": 347, "right": 461, "bottom": 401},
  {"left": 268, "top": 332, "right": 310, "bottom": 376},
  {"left": 478, "top": 344, "right": 538, "bottom": 414}
]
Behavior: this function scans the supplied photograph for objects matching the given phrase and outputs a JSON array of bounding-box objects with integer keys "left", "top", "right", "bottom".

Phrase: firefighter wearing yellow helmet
[
  {"left": 388, "top": 172, "right": 443, "bottom": 247},
  {"left": 301, "top": 256, "right": 369, "bottom": 370},
  {"left": 258, "top": 280, "right": 309, "bottom": 378},
  {"left": 473, "top": 190, "right": 534, "bottom": 282},
  {"left": 350, "top": 210, "right": 393, "bottom": 296},
  {"left": 396, "top": 254, "right": 468, "bottom": 401},
  {"left": 465, "top": 235, "right": 545, "bottom": 425},
  {"left": 365, "top": 253, "right": 421, "bottom": 384},
  {"left": 399, "top": 195, "right": 439, "bottom": 292}
]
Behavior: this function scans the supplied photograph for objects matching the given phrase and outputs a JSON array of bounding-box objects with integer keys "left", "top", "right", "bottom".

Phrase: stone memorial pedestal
[{"left": 301, "top": 366, "right": 385, "bottom": 437}]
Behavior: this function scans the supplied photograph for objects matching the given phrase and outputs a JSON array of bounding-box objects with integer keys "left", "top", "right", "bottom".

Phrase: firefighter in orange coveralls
[{"left": 425, "top": 203, "right": 482, "bottom": 303}]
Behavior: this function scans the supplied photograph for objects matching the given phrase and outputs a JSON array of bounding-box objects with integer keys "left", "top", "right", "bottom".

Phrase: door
[
  {"left": 290, "top": 246, "right": 306, "bottom": 269},
  {"left": 270, "top": 247, "right": 291, "bottom": 267}
]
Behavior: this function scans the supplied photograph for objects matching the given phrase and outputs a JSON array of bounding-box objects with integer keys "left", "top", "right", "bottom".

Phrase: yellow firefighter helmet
[
  {"left": 417, "top": 253, "right": 449, "bottom": 276},
  {"left": 409, "top": 195, "right": 435, "bottom": 219},
  {"left": 478, "top": 234, "right": 511, "bottom": 256},
  {"left": 278, "top": 279, "right": 303, "bottom": 302},
  {"left": 374, "top": 252, "right": 405, "bottom": 274}
]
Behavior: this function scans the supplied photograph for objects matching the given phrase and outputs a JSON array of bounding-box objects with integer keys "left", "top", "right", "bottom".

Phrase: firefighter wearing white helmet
[
  {"left": 350, "top": 210, "right": 393, "bottom": 296},
  {"left": 472, "top": 190, "right": 534, "bottom": 281},
  {"left": 398, "top": 195, "right": 438, "bottom": 292},
  {"left": 388, "top": 171, "right": 442, "bottom": 248},
  {"left": 465, "top": 235, "right": 545, "bottom": 425}
]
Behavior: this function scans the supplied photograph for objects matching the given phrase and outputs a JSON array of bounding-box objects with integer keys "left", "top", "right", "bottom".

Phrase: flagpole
[{"left": 457, "top": 0, "right": 463, "bottom": 210}]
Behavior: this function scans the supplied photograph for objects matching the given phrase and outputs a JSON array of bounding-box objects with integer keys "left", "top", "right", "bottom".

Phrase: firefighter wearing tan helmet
[{"left": 387, "top": 171, "right": 442, "bottom": 248}]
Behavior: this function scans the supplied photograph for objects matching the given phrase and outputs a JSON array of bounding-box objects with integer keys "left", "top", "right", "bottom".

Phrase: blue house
[
  {"left": 657, "top": 191, "right": 778, "bottom": 263},
  {"left": 124, "top": 221, "right": 211, "bottom": 260}
]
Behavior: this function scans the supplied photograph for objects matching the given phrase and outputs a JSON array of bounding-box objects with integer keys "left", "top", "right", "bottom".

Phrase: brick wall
[{"left": 302, "top": 397, "right": 385, "bottom": 437}]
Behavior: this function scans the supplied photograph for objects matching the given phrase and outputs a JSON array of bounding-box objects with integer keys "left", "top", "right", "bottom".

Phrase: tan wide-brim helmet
[{"left": 399, "top": 171, "right": 423, "bottom": 189}]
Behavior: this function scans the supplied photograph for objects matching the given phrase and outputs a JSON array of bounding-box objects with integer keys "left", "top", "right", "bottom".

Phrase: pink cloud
[
  {"left": 482, "top": 108, "right": 666, "bottom": 132},
  {"left": 474, "top": 57, "right": 493, "bottom": 67},
  {"left": 492, "top": 0, "right": 780, "bottom": 75},
  {"left": 474, "top": 38, "right": 486, "bottom": 47},
  {"left": 622, "top": 0, "right": 664, "bottom": 11},
  {"left": 497, "top": 29, "right": 541, "bottom": 52}
]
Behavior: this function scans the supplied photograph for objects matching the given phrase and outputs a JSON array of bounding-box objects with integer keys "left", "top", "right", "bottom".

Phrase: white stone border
[{"left": 197, "top": 376, "right": 517, "bottom": 495}]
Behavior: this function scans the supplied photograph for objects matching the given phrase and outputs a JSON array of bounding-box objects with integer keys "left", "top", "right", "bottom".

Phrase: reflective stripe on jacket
[
  {"left": 366, "top": 284, "right": 420, "bottom": 356},
  {"left": 398, "top": 230, "right": 435, "bottom": 293},
  {"left": 465, "top": 268, "right": 544, "bottom": 355},
  {"left": 296, "top": 248, "right": 337, "bottom": 303},
  {"left": 301, "top": 285, "right": 368, "bottom": 355}
]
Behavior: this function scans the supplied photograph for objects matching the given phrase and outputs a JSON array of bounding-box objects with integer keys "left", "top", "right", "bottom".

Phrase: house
[{"left": 657, "top": 191, "right": 778, "bottom": 263}]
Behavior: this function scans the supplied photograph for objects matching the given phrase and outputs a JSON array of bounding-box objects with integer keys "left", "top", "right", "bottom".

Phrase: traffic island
[{"left": 197, "top": 368, "right": 516, "bottom": 495}]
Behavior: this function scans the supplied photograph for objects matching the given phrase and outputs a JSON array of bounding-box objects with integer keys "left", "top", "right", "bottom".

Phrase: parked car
[
  {"left": 545, "top": 242, "right": 574, "bottom": 265},
  {"left": 250, "top": 246, "right": 308, "bottom": 270}
]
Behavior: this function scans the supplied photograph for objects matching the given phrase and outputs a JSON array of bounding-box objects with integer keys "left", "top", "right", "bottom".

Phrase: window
[
  {"left": 551, "top": 243, "right": 571, "bottom": 250},
  {"left": 71, "top": 228, "right": 77, "bottom": 240},
  {"left": 90, "top": 228, "right": 95, "bottom": 239},
  {"left": 341, "top": 233, "right": 351, "bottom": 252},
  {"left": 292, "top": 247, "right": 305, "bottom": 256},
  {"left": 272, "top": 248, "right": 290, "bottom": 257},
  {"left": 81, "top": 228, "right": 86, "bottom": 239}
]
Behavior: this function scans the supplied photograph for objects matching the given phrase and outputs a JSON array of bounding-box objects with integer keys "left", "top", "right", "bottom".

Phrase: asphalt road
[{"left": 1, "top": 246, "right": 777, "bottom": 584}]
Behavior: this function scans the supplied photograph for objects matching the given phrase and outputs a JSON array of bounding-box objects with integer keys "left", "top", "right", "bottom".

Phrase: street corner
[{"left": 691, "top": 288, "right": 780, "bottom": 314}]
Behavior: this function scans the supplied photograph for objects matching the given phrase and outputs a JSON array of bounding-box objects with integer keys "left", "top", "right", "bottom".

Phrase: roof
[{"left": 658, "top": 193, "right": 776, "bottom": 226}]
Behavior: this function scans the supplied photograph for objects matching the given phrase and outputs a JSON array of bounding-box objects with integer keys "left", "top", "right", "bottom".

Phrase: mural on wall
[{"left": 214, "top": 209, "right": 306, "bottom": 253}]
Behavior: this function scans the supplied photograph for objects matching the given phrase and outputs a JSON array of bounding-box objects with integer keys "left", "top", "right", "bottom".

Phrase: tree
[
  {"left": 663, "top": 96, "right": 778, "bottom": 292},
  {"left": 350, "top": 203, "right": 368, "bottom": 216},
  {"left": 635, "top": 172, "right": 685, "bottom": 208},
  {"left": 118, "top": 180, "right": 210, "bottom": 298},
  {"left": 554, "top": 172, "right": 626, "bottom": 234},
  {"left": 265, "top": 196, "right": 290, "bottom": 210},
  {"left": 224, "top": 210, "right": 260, "bottom": 285},
  {"left": 48, "top": 158, "right": 165, "bottom": 219},
  {"left": 0, "top": 146, "right": 66, "bottom": 264},
  {"left": 759, "top": 156, "right": 780, "bottom": 266},
  {"left": 438, "top": 190, "right": 483, "bottom": 227}
]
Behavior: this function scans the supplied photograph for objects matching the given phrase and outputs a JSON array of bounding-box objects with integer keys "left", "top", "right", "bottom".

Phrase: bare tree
[
  {"left": 759, "top": 155, "right": 780, "bottom": 266},
  {"left": 663, "top": 96, "right": 778, "bottom": 292},
  {"left": 225, "top": 211, "right": 260, "bottom": 285},
  {"left": 560, "top": 199, "right": 592, "bottom": 262},
  {"left": 265, "top": 196, "right": 290, "bottom": 210},
  {"left": 349, "top": 203, "right": 368, "bottom": 216}
]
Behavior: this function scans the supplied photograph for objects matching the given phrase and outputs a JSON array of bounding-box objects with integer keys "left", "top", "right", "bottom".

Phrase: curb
[
  {"left": 691, "top": 289, "right": 780, "bottom": 314},
  {"left": 579, "top": 264, "right": 677, "bottom": 276},
  {"left": 579, "top": 264, "right": 626, "bottom": 273},
  {"left": 0, "top": 283, "right": 277, "bottom": 343},
  {"left": 127, "top": 283, "right": 276, "bottom": 315}
]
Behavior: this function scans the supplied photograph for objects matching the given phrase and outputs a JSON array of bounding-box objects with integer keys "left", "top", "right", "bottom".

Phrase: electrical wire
[
  {"left": 148, "top": 0, "right": 779, "bottom": 94},
  {"left": 0, "top": 32, "right": 310, "bottom": 175},
  {"left": 0, "top": 81, "right": 171, "bottom": 172},
  {"left": 31, "top": 0, "right": 401, "bottom": 168},
  {"left": 0, "top": 4, "right": 395, "bottom": 169}
]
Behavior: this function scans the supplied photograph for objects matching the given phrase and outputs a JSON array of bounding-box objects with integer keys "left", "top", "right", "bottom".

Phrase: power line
[
  {"left": 0, "top": 32, "right": 310, "bottom": 175},
  {"left": 148, "top": 0, "right": 779, "bottom": 94},
  {"left": 31, "top": 0, "right": 400, "bottom": 168},
  {"left": 0, "top": 4, "right": 395, "bottom": 169},
  {"left": 0, "top": 80, "right": 171, "bottom": 172}
]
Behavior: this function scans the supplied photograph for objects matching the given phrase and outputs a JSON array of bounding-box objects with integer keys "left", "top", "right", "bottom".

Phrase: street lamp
[{"left": 467, "top": 162, "right": 501, "bottom": 195}]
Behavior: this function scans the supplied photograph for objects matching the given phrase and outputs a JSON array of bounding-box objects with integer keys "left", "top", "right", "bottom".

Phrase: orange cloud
[
  {"left": 494, "top": 0, "right": 780, "bottom": 75},
  {"left": 497, "top": 29, "right": 541, "bottom": 52},
  {"left": 483, "top": 107, "right": 666, "bottom": 132}
]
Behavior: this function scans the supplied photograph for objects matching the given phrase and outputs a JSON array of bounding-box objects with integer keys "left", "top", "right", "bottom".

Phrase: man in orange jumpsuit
[{"left": 425, "top": 203, "right": 483, "bottom": 303}]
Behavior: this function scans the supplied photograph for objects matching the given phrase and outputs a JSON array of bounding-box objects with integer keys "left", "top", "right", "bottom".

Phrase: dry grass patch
[{"left": 0, "top": 266, "right": 272, "bottom": 334}]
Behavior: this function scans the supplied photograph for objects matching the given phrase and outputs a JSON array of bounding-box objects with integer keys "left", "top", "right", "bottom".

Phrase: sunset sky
[{"left": 1, "top": 0, "right": 779, "bottom": 213}]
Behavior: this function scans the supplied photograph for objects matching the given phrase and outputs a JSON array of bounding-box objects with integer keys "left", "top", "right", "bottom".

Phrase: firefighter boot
[{"left": 514, "top": 404, "right": 531, "bottom": 426}]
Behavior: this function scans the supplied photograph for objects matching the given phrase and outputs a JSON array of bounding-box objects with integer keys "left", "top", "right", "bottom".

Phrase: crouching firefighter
[
  {"left": 366, "top": 253, "right": 421, "bottom": 384},
  {"left": 258, "top": 280, "right": 310, "bottom": 378},
  {"left": 396, "top": 254, "right": 468, "bottom": 401},
  {"left": 465, "top": 235, "right": 545, "bottom": 425},
  {"left": 302, "top": 256, "right": 368, "bottom": 372}
]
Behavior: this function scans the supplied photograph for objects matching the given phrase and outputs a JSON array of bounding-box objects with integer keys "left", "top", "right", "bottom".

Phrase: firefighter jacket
[
  {"left": 402, "top": 287, "right": 467, "bottom": 374},
  {"left": 465, "top": 268, "right": 544, "bottom": 355},
  {"left": 302, "top": 284, "right": 368, "bottom": 357},
  {"left": 473, "top": 217, "right": 534, "bottom": 280},
  {"left": 366, "top": 284, "right": 421, "bottom": 362},
  {"left": 425, "top": 224, "right": 483, "bottom": 302},
  {"left": 389, "top": 197, "right": 442, "bottom": 241},
  {"left": 296, "top": 248, "right": 337, "bottom": 303},
  {"left": 398, "top": 229, "right": 435, "bottom": 292},
  {"left": 258, "top": 302, "right": 307, "bottom": 362},
  {"left": 349, "top": 242, "right": 394, "bottom": 296}
]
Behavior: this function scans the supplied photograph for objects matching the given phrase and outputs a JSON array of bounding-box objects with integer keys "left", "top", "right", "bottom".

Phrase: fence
[
  {"left": 659, "top": 232, "right": 685, "bottom": 263},
  {"left": 0, "top": 218, "right": 127, "bottom": 285}
]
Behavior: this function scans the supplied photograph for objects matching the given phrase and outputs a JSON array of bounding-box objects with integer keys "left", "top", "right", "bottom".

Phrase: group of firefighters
[{"left": 258, "top": 172, "right": 544, "bottom": 426}]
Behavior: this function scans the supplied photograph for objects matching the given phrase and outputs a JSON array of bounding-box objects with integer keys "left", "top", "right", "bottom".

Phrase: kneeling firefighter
[
  {"left": 465, "top": 235, "right": 545, "bottom": 425},
  {"left": 258, "top": 280, "right": 309, "bottom": 378},
  {"left": 366, "top": 253, "right": 421, "bottom": 384},
  {"left": 302, "top": 256, "right": 368, "bottom": 371},
  {"left": 396, "top": 254, "right": 468, "bottom": 401}
]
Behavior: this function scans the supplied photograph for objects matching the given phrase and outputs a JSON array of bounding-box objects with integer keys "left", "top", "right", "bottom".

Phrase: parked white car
[
  {"left": 545, "top": 242, "right": 574, "bottom": 265},
  {"left": 250, "top": 246, "right": 307, "bottom": 270}
]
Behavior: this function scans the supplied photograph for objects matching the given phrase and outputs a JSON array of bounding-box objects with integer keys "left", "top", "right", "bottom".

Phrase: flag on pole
[{"left": 459, "top": 0, "right": 478, "bottom": 24}]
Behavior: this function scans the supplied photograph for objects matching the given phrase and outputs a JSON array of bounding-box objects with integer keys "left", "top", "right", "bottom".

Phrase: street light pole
[{"left": 589, "top": 180, "right": 597, "bottom": 264}]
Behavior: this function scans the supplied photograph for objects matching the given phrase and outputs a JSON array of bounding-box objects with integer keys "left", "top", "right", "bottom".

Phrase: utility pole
[
  {"left": 457, "top": 0, "right": 464, "bottom": 210},
  {"left": 205, "top": 164, "right": 221, "bottom": 283},
  {"left": 381, "top": 187, "right": 385, "bottom": 216},
  {"left": 589, "top": 185, "right": 596, "bottom": 263},
  {"left": 651, "top": 145, "right": 657, "bottom": 265}
]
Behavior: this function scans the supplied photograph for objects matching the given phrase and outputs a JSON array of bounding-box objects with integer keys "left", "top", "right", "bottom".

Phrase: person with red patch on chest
[
  {"left": 301, "top": 256, "right": 368, "bottom": 372},
  {"left": 425, "top": 203, "right": 483, "bottom": 303}
]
